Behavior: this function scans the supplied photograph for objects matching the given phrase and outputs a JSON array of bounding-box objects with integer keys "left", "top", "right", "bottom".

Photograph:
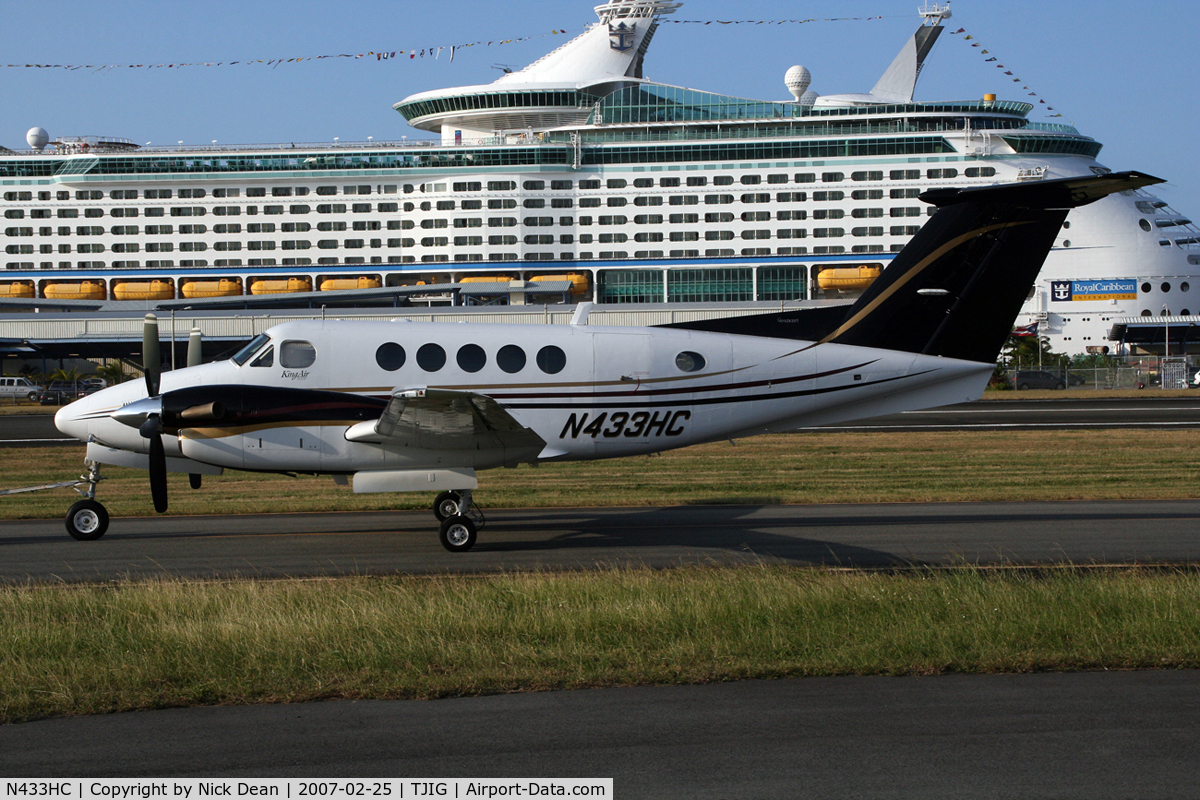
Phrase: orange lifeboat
[
  {"left": 112, "top": 280, "right": 175, "bottom": 301},
  {"left": 250, "top": 277, "right": 313, "bottom": 295},
  {"left": 182, "top": 279, "right": 243, "bottom": 299},
  {"left": 319, "top": 276, "right": 382, "bottom": 291},
  {"left": 44, "top": 281, "right": 107, "bottom": 301},
  {"left": 0, "top": 281, "right": 35, "bottom": 298},
  {"left": 817, "top": 266, "right": 882, "bottom": 292}
]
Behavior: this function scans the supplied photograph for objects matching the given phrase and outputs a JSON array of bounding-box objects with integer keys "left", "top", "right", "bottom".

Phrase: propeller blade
[
  {"left": 143, "top": 314, "right": 161, "bottom": 398},
  {"left": 189, "top": 473, "right": 202, "bottom": 490},
  {"left": 148, "top": 434, "right": 168, "bottom": 513},
  {"left": 138, "top": 414, "right": 161, "bottom": 440},
  {"left": 187, "top": 327, "right": 203, "bottom": 368}
]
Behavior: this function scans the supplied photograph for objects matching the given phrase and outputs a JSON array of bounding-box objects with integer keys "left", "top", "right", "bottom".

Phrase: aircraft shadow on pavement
[{"left": 474, "top": 505, "right": 928, "bottom": 567}]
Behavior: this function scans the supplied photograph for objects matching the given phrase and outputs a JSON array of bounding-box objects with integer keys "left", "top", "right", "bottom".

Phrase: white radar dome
[
  {"left": 799, "top": 89, "right": 819, "bottom": 106},
  {"left": 784, "top": 65, "right": 811, "bottom": 101},
  {"left": 26, "top": 127, "right": 49, "bottom": 150}
]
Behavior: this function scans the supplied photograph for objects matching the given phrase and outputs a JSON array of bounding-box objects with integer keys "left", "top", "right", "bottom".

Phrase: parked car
[
  {"left": 0, "top": 376, "right": 43, "bottom": 401},
  {"left": 1013, "top": 370, "right": 1066, "bottom": 390},
  {"left": 81, "top": 377, "right": 109, "bottom": 391},
  {"left": 38, "top": 381, "right": 94, "bottom": 405}
]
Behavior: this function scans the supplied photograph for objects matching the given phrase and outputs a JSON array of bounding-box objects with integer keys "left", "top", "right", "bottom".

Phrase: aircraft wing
[{"left": 348, "top": 388, "right": 545, "bottom": 463}]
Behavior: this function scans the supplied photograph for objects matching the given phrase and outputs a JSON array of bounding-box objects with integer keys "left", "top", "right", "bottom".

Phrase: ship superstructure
[{"left": 2, "top": 0, "right": 1197, "bottom": 354}]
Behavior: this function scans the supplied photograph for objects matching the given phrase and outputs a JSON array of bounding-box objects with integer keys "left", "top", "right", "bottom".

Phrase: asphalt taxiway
[
  {"left": 3, "top": 671, "right": 1197, "bottom": 798},
  {"left": 3, "top": 499, "right": 1199, "bottom": 583}
]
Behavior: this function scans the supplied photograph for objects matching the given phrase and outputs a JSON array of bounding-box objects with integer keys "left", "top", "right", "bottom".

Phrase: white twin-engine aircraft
[{"left": 56, "top": 172, "right": 1159, "bottom": 551}]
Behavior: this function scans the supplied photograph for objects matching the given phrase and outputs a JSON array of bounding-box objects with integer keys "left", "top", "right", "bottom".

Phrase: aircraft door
[{"left": 585, "top": 332, "right": 654, "bottom": 456}]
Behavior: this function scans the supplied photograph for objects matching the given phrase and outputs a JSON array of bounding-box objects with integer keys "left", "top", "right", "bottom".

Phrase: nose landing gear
[{"left": 65, "top": 461, "right": 109, "bottom": 541}]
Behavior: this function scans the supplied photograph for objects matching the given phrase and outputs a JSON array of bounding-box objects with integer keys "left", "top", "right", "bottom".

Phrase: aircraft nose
[{"left": 54, "top": 398, "right": 91, "bottom": 441}]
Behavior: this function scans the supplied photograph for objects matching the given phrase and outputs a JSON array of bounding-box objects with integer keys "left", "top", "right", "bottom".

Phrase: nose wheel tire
[
  {"left": 65, "top": 499, "right": 109, "bottom": 541},
  {"left": 438, "top": 515, "right": 477, "bottom": 553},
  {"left": 433, "top": 491, "right": 462, "bottom": 522}
]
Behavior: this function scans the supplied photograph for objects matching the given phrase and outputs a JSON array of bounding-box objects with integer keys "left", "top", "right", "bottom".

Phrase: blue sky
[{"left": 4, "top": 0, "right": 1197, "bottom": 211}]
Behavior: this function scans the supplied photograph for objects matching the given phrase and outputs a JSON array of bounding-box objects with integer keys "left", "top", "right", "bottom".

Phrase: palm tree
[
  {"left": 96, "top": 361, "right": 128, "bottom": 385},
  {"left": 48, "top": 367, "right": 85, "bottom": 382}
]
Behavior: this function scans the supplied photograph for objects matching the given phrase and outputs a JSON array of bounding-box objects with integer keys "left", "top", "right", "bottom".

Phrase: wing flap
[{"left": 357, "top": 388, "right": 545, "bottom": 464}]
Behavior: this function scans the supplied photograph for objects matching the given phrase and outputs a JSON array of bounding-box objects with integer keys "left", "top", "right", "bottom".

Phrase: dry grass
[
  {"left": 1, "top": 428, "right": 1197, "bottom": 520},
  {"left": 2, "top": 566, "right": 1197, "bottom": 723}
]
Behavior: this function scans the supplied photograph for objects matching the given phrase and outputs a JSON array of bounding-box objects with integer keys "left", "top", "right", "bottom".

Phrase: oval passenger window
[
  {"left": 675, "top": 351, "right": 706, "bottom": 372},
  {"left": 279, "top": 340, "right": 317, "bottom": 369},
  {"left": 417, "top": 343, "right": 447, "bottom": 372},
  {"left": 457, "top": 344, "right": 486, "bottom": 373},
  {"left": 497, "top": 345, "right": 526, "bottom": 374},
  {"left": 376, "top": 342, "right": 406, "bottom": 372},
  {"left": 536, "top": 345, "right": 566, "bottom": 375}
]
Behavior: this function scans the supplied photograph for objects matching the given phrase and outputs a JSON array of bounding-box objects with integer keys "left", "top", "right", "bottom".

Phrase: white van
[{"left": 0, "top": 377, "right": 43, "bottom": 401}]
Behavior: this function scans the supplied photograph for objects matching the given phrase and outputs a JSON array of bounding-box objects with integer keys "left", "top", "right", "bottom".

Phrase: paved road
[
  {"left": 4, "top": 499, "right": 1199, "bottom": 583},
  {"left": 813, "top": 395, "right": 1200, "bottom": 431},
  {"left": 9, "top": 396, "right": 1200, "bottom": 444},
  {"left": 3, "top": 671, "right": 1197, "bottom": 798}
]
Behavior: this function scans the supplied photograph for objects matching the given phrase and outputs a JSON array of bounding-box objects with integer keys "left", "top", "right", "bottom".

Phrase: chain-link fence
[{"left": 1005, "top": 356, "right": 1199, "bottom": 391}]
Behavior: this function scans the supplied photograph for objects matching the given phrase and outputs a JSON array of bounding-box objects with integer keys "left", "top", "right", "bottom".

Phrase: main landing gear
[
  {"left": 432, "top": 490, "right": 485, "bottom": 553},
  {"left": 65, "top": 461, "right": 108, "bottom": 541}
]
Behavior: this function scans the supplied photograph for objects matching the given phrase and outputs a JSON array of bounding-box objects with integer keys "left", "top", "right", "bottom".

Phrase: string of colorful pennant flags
[
  {"left": 2, "top": 15, "right": 899, "bottom": 73},
  {"left": 662, "top": 17, "right": 891, "bottom": 24},
  {"left": 2, "top": 29, "right": 572, "bottom": 72},
  {"left": 948, "top": 26, "right": 1064, "bottom": 118}
]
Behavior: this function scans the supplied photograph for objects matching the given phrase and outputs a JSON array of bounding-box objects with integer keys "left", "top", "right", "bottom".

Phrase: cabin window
[
  {"left": 417, "top": 343, "right": 446, "bottom": 372},
  {"left": 456, "top": 344, "right": 486, "bottom": 373},
  {"left": 250, "top": 346, "right": 275, "bottom": 368},
  {"left": 232, "top": 333, "right": 271, "bottom": 366},
  {"left": 497, "top": 344, "right": 526, "bottom": 374},
  {"left": 376, "top": 343, "right": 406, "bottom": 371},
  {"left": 279, "top": 340, "right": 317, "bottom": 369},
  {"left": 675, "top": 352, "right": 706, "bottom": 373},
  {"left": 536, "top": 345, "right": 566, "bottom": 375}
]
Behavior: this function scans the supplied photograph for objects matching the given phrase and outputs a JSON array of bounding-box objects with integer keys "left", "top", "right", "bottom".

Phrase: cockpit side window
[
  {"left": 232, "top": 333, "right": 271, "bottom": 366},
  {"left": 250, "top": 346, "right": 274, "bottom": 368},
  {"left": 279, "top": 340, "right": 316, "bottom": 368}
]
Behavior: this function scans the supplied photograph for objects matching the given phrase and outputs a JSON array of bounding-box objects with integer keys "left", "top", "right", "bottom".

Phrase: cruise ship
[{"left": 2, "top": 0, "right": 1198, "bottom": 355}]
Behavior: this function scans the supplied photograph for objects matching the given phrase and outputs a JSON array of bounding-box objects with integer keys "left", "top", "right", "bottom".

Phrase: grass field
[
  {"left": 2, "top": 426, "right": 1198, "bottom": 520},
  {"left": 2, "top": 566, "right": 1198, "bottom": 724}
]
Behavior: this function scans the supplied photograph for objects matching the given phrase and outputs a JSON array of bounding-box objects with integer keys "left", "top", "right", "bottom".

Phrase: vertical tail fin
[{"left": 826, "top": 171, "right": 1163, "bottom": 363}]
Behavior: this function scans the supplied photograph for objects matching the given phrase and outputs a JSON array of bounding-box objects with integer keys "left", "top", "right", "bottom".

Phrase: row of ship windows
[
  {"left": 2, "top": 186, "right": 390, "bottom": 202},
  {"left": 407, "top": 189, "right": 922, "bottom": 210},
  {"left": 0, "top": 166, "right": 998, "bottom": 207},
  {"left": 3, "top": 245, "right": 897, "bottom": 270},
  {"left": 419, "top": 168, "right": 995, "bottom": 193},
  {"left": 3, "top": 210, "right": 929, "bottom": 238},
  {"left": 4, "top": 204, "right": 398, "bottom": 219},
  {"left": 4, "top": 228, "right": 913, "bottom": 255},
  {"left": 6, "top": 223, "right": 386, "bottom": 236},
  {"left": 1, "top": 192, "right": 930, "bottom": 219}
]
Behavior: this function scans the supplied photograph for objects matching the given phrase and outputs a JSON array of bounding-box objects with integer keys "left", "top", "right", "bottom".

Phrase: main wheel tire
[
  {"left": 65, "top": 499, "right": 109, "bottom": 541},
  {"left": 433, "top": 491, "right": 462, "bottom": 522},
  {"left": 438, "top": 515, "right": 477, "bottom": 553}
]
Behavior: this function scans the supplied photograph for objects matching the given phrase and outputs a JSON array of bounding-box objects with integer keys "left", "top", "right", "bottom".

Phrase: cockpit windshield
[{"left": 232, "top": 333, "right": 272, "bottom": 366}]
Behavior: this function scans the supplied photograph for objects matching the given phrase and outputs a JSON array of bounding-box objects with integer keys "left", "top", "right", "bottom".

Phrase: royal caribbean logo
[
  {"left": 1051, "top": 279, "right": 1137, "bottom": 302},
  {"left": 609, "top": 21, "right": 637, "bottom": 52}
]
